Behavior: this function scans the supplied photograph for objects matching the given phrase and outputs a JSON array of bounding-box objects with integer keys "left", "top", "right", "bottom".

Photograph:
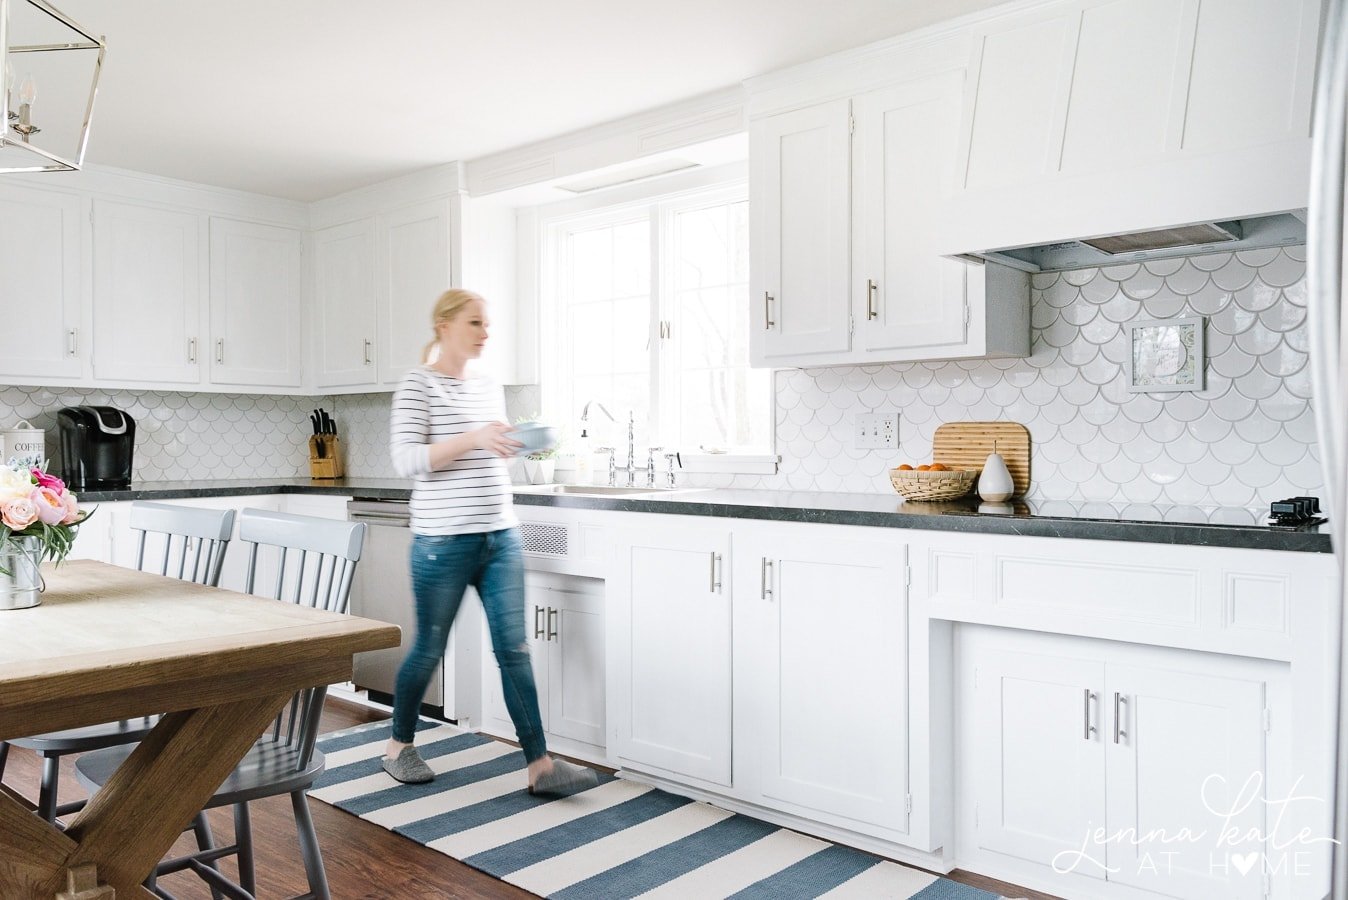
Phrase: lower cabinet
[
  {"left": 481, "top": 571, "right": 606, "bottom": 759},
  {"left": 961, "top": 626, "right": 1274, "bottom": 900},
  {"left": 734, "top": 524, "right": 910, "bottom": 835},
  {"left": 608, "top": 519, "right": 734, "bottom": 786}
]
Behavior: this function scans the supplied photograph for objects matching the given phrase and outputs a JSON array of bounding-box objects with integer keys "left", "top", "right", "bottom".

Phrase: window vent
[{"left": 519, "top": 521, "right": 568, "bottom": 557}]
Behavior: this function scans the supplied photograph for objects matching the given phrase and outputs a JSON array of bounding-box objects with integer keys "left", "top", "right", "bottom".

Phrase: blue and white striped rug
[{"left": 312, "top": 719, "right": 1000, "bottom": 900}]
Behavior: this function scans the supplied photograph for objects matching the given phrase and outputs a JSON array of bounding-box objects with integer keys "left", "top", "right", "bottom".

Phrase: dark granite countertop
[{"left": 77, "top": 479, "right": 1332, "bottom": 553}]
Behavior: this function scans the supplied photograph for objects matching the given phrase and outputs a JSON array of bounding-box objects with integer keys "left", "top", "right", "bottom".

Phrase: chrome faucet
[
  {"left": 646, "top": 447, "right": 663, "bottom": 488},
  {"left": 595, "top": 447, "right": 617, "bottom": 486},
  {"left": 580, "top": 400, "right": 614, "bottom": 427},
  {"left": 626, "top": 411, "right": 636, "bottom": 488}
]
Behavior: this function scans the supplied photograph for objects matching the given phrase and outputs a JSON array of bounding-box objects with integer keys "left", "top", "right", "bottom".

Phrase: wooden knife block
[{"left": 308, "top": 435, "right": 344, "bottom": 479}]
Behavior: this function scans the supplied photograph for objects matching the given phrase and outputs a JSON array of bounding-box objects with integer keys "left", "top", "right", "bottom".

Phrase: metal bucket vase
[{"left": 0, "top": 535, "right": 45, "bottom": 610}]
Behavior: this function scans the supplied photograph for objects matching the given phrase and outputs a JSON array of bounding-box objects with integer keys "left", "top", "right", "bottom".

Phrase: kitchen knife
[{"left": 310, "top": 412, "right": 320, "bottom": 435}]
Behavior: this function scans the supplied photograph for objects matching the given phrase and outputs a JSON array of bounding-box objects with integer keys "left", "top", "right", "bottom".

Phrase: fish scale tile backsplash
[{"left": 0, "top": 247, "right": 1320, "bottom": 517}]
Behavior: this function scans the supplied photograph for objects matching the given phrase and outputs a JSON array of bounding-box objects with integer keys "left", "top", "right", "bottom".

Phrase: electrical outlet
[{"left": 855, "top": 412, "right": 900, "bottom": 449}]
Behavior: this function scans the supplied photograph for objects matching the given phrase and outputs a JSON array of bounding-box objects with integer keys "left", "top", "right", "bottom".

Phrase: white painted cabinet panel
[
  {"left": 1105, "top": 664, "right": 1265, "bottom": 900},
  {"left": 208, "top": 219, "right": 303, "bottom": 387},
  {"left": 313, "top": 218, "right": 377, "bottom": 388},
  {"left": 0, "top": 185, "right": 82, "bottom": 380},
  {"left": 378, "top": 199, "right": 453, "bottom": 386},
  {"left": 92, "top": 200, "right": 203, "bottom": 385},
  {"left": 735, "top": 526, "right": 910, "bottom": 833},
  {"left": 609, "top": 519, "right": 732, "bottom": 786},
  {"left": 857, "top": 73, "right": 969, "bottom": 354},
  {"left": 749, "top": 100, "right": 851, "bottom": 365}
]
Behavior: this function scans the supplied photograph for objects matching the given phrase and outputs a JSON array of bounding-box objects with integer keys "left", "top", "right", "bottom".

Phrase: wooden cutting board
[{"left": 932, "top": 421, "right": 1031, "bottom": 497}]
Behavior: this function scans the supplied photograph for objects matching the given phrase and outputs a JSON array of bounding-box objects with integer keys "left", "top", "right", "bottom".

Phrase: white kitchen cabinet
[
  {"left": 377, "top": 198, "right": 453, "bottom": 387},
  {"left": 0, "top": 185, "right": 83, "bottom": 381},
  {"left": 963, "top": 626, "right": 1273, "bottom": 900},
  {"left": 734, "top": 524, "right": 910, "bottom": 834},
  {"left": 749, "top": 100, "right": 852, "bottom": 364},
  {"left": 92, "top": 200, "right": 204, "bottom": 385},
  {"left": 482, "top": 572, "right": 605, "bottom": 758},
  {"left": 942, "top": 0, "right": 1319, "bottom": 257},
  {"left": 312, "top": 218, "right": 378, "bottom": 388},
  {"left": 748, "top": 69, "right": 1028, "bottom": 368},
  {"left": 608, "top": 518, "right": 733, "bottom": 786},
  {"left": 208, "top": 219, "right": 303, "bottom": 388}
]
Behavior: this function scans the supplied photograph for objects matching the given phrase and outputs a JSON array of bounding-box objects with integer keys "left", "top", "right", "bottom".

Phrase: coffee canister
[{"left": 2, "top": 420, "right": 46, "bottom": 470}]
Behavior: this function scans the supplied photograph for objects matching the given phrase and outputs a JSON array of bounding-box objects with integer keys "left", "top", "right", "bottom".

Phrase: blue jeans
[{"left": 391, "top": 528, "right": 547, "bottom": 762}]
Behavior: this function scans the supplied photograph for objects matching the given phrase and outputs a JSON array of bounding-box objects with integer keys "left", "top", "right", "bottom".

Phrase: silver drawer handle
[
  {"left": 1114, "top": 692, "right": 1127, "bottom": 744},
  {"left": 764, "top": 292, "right": 775, "bottom": 329},
  {"left": 364, "top": 338, "right": 373, "bottom": 365},
  {"left": 188, "top": 337, "right": 196, "bottom": 363},
  {"left": 761, "top": 557, "right": 773, "bottom": 600},
  {"left": 867, "top": 279, "right": 878, "bottom": 320},
  {"left": 216, "top": 338, "right": 225, "bottom": 364},
  {"left": 1083, "top": 689, "right": 1096, "bottom": 740},
  {"left": 546, "top": 607, "right": 558, "bottom": 642},
  {"left": 533, "top": 605, "right": 544, "bottom": 640},
  {"left": 710, "top": 552, "right": 723, "bottom": 593}
]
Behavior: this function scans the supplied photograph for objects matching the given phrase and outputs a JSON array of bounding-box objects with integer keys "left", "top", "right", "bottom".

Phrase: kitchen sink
[{"left": 515, "top": 484, "right": 689, "bottom": 497}]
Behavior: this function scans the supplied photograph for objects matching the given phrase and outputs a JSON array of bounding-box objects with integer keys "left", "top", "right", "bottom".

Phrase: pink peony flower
[
  {"left": 1, "top": 496, "right": 39, "bottom": 530},
  {"left": 31, "top": 468, "right": 64, "bottom": 495},
  {"left": 60, "top": 491, "right": 80, "bottom": 525},
  {"left": 30, "top": 487, "right": 66, "bottom": 525}
]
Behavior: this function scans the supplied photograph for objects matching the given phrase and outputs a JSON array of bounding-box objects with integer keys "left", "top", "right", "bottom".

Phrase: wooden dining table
[{"left": 0, "top": 559, "right": 400, "bottom": 900}]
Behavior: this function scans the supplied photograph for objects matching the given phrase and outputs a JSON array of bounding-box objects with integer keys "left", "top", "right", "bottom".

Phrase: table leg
[{"left": 17, "top": 690, "right": 293, "bottom": 899}]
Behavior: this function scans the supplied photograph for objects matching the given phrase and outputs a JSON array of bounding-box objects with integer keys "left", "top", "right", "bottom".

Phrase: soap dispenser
[
  {"left": 574, "top": 428, "right": 594, "bottom": 485},
  {"left": 978, "top": 441, "right": 1015, "bottom": 502}
]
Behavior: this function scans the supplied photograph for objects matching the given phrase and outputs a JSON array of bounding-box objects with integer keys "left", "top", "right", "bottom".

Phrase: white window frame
[{"left": 536, "top": 162, "right": 776, "bottom": 476}]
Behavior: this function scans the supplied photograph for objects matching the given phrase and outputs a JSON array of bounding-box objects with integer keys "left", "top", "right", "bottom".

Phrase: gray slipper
[
  {"left": 382, "top": 746, "right": 434, "bottom": 784},
  {"left": 529, "top": 758, "right": 598, "bottom": 796}
]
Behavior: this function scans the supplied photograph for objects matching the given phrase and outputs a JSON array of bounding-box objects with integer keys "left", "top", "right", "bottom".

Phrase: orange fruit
[
  {"left": 929, "top": 462, "right": 949, "bottom": 471},
  {"left": 897, "top": 464, "right": 914, "bottom": 471},
  {"left": 916, "top": 464, "right": 931, "bottom": 471}
]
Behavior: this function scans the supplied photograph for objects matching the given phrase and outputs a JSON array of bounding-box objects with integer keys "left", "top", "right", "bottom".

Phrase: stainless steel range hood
[{"left": 953, "top": 211, "right": 1307, "bottom": 273}]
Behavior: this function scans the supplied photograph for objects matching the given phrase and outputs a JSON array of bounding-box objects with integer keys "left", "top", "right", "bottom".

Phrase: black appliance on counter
[{"left": 58, "top": 406, "right": 135, "bottom": 491}]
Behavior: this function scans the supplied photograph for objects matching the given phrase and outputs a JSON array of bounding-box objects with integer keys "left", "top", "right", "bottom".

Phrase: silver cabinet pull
[
  {"left": 188, "top": 337, "right": 196, "bottom": 363},
  {"left": 710, "top": 552, "right": 723, "bottom": 593},
  {"left": 761, "top": 557, "right": 773, "bottom": 600},
  {"left": 1114, "top": 692, "right": 1127, "bottom": 744},
  {"left": 546, "top": 607, "right": 558, "bottom": 642},
  {"left": 867, "top": 279, "right": 878, "bottom": 320},
  {"left": 363, "top": 338, "right": 373, "bottom": 365},
  {"left": 67, "top": 328, "right": 78, "bottom": 357},
  {"left": 216, "top": 338, "right": 224, "bottom": 364},
  {"left": 533, "top": 605, "right": 544, "bottom": 640},
  {"left": 1084, "top": 689, "right": 1096, "bottom": 740},
  {"left": 764, "top": 292, "right": 775, "bottom": 329}
]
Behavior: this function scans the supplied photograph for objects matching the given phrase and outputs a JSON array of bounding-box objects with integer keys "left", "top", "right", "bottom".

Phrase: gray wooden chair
[
  {"left": 0, "top": 500, "right": 235, "bottom": 822},
  {"left": 75, "top": 508, "right": 367, "bottom": 900}
]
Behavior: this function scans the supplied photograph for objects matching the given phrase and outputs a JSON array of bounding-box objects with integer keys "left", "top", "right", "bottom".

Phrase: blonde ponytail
[{"left": 421, "top": 288, "right": 486, "bottom": 364}]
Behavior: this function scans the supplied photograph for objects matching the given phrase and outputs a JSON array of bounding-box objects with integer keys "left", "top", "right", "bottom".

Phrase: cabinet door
[
  {"left": 547, "top": 578, "right": 605, "bottom": 748},
  {"left": 973, "top": 644, "right": 1106, "bottom": 875},
  {"left": 857, "top": 73, "right": 968, "bottom": 353},
  {"left": 609, "top": 520, "right": 732, "bottom": 785},
  {"left": 1105, "top": 664, "right": 1266, "bottom": 900},
  {"left": 736, "top": 526, "right": 909, "bottom": 831},
  {"left": 483, "top": 575, "right": 550, "bottom": 735},
  {"left": 749, "top": 100, "right": 851, "bottom": 365},
  {"left": 92, "top": 201, "right": 203, "bottom": 384},
  {"left": 313, "top": 219, "right": 377, "bottom": 388},
  {"left": 0, "top": 185, "right": 82, "bottom": 380},
  {"left": 377, "top": 199, "right": 452, "bottom": 386},
  {"left": 208, "top": 219, "right": 303, "bottom": 388}
]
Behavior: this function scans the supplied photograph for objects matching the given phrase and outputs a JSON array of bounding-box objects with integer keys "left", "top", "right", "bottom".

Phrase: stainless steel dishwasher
[{"left": 346, "top": 499, "right": 447, "bottom": 718}]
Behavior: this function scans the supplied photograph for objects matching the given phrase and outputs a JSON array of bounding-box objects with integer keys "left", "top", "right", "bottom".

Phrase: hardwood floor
[{"left": 0, "top": 697, "right": 1056, "bottom": 899}]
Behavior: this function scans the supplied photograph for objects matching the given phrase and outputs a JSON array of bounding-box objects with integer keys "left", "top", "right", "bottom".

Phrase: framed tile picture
[{"left": 1126, "top": 316, "right": 1205, "bottom": 393}]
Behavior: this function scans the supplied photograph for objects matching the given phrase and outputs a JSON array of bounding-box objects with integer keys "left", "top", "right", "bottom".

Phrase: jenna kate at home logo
[{"left": 1051, "top": 774, "right": 1336, "bottom": 880}]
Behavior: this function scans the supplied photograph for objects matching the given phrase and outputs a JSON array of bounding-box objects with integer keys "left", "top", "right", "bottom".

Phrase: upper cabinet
[
  {"left": 0, "top": 185, "right": 83, "bottom": 381},
  {"left": 748, "top": 58, "right": 1029, "bottom": 369},
  {"left": 92, "top": 200, "right": 204, "bottom": 385},
  {"left": 312, "top": 218, "right": 377, "bottom": 388},
  {"left": 941, "top": 0, "right": 1320, "bottom": 256},
  {"left": 208, "top": 218, "right": 303, "bottom": 388},
  {"left": 377, "top": 198, "right": 453, "bottom": 387}
]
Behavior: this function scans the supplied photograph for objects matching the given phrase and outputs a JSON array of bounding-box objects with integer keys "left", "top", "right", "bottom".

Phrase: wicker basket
[{"left": 889, "top": 467, "right": 978, "bottom": 502}]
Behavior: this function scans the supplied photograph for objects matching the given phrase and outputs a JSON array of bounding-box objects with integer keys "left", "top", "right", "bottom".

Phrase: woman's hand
[{"left": 475, "top": 422, "right": 524, "bottom": 458}]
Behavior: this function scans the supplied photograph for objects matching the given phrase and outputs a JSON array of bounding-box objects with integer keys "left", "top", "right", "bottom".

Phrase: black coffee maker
[{"left": 58, "top": 406, "right": 136, "bottom": 491}]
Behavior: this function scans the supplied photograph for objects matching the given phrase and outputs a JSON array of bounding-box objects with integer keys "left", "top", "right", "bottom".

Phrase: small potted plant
[
  {"left": 0, "top": 464, "right": 90, "bottom": 610},
  {"left": 523, "top": 445, "right": 557, "bottom": 485}
]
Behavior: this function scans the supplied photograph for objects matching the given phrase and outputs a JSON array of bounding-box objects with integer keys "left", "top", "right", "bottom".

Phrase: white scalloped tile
[
  {"left": 1143, "top": 257, "right": 1188, "bottom": 277},
  {"left": 1101, "top": 415, "right": 1142, "bottom": 444},
  {"left": 1143, "top": 413, "right": 1186, "bottom": 443},
  {"left": 1257, "top": 252, "right": 1306, "bottom": 288},
  {"left": 1209, "top": 432, "right": 1258, "bottom": 467},
  {"left": 1120, "top": 268, "right": 1166, "bottom": 300},
  {"left": 1143, "top": 454, "right": 1185, "bottom": 484},
  {"left": 1258, "top": 301, "right": 1306, "bottom": 333},
  {"left": 1119, "top": 476, "right": 1165, "bottom": 502},
  {"left": 935, "top": 367, "right": 971, "bottom": 389},
  {"left": 1162, "top": 478, "right": 1210, "bottom": 505},
  {"left": 1208, "top": 475, "right": 1257, "bottom": 508},
  {"left": 1140, "top": 287, "right": 1189, "bottom": 319},
  {"left": 1211, "top": 303, "right": 1258, "bottom": 336},
  {"left": 1081, "top": 273, "right": 1122, "bottom": 303},
  {"left": 1058, "top": 379, "right": 1099, "bottom": 407},
  {"left": 1210, "top": 256, "right": 1258, "bottom": 292},
  {"left": 1163, "top": 391, "right": 1208, "bottom": 423},
  {"left": 1257, "top": 434, "right": 1309, "bottom": 467},
  {"left": 1164, "top": 264, "right": 1210, "bottom": 296},
  {"left": 1188, "top": 459, "right": 1233, "bottom": 488},
  {"left": 1122, "top": 432, "right": 1165, "bottom": 464},
  {"left": 1258, "top": 344, "right": 1308, "bottom": 378},
  {"left": 1187, "top": 281, "right": 1233, "bottom": 316},
  {"left": 1120, "top": 394, "right": 1165, "bottom": 424},
  {"left": 1059, "top": 341, "right": 1101, "bottom": 367},
  {"left": 1078, "top": 315, "right": 1119, "bottom": 346},
  {"left": 1100, "top": 454, "right": 1141, "bottom": 484},
  {"left": 1282, "top": 279, "right": 1308, "bottom": 308},
  {"left": 1061, "top": 300, "right": 1101, "bottom": 327}
]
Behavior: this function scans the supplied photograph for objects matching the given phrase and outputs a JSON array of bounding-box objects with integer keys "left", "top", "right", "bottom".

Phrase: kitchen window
[{"left": 540, "top": 175, "right": 773, "bottom": 471}]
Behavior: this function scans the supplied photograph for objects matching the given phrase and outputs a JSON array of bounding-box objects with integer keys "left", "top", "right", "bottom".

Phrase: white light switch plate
[{"left": 855, "top": 412, "right": 899, "bottom": 449}]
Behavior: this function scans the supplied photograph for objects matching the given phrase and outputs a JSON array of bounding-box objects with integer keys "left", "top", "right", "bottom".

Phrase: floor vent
[{"left": 519, "top": 521, "right": 568, "bottom": 557}]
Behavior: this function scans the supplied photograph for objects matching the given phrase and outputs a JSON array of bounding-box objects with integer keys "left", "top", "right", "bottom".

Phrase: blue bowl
[{"left": 510, "top": 422, "right": 558, "bottom": 457}]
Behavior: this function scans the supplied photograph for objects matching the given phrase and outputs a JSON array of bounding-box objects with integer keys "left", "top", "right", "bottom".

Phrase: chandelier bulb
[{"left": 18, "top": 73, "right": 36, "bottom": 106}]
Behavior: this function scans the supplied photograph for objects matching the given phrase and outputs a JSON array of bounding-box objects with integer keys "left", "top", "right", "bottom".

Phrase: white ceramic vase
[
  {"left": 523, "top": 458, "right": 556, "bottom": 485},
  {"left": 978, "top": 451, "right": 1015, "bottom": 502}
]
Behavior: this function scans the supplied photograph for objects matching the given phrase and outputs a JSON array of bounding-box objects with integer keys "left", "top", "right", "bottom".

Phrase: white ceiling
[{"left": 39, "top": 1, "right": 1009, "bottom": 202}]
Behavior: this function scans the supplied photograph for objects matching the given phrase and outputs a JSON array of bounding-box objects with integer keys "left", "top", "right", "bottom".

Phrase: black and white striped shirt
[{"left": 389, "top": 366, "right": 518, "bottom": 535}]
